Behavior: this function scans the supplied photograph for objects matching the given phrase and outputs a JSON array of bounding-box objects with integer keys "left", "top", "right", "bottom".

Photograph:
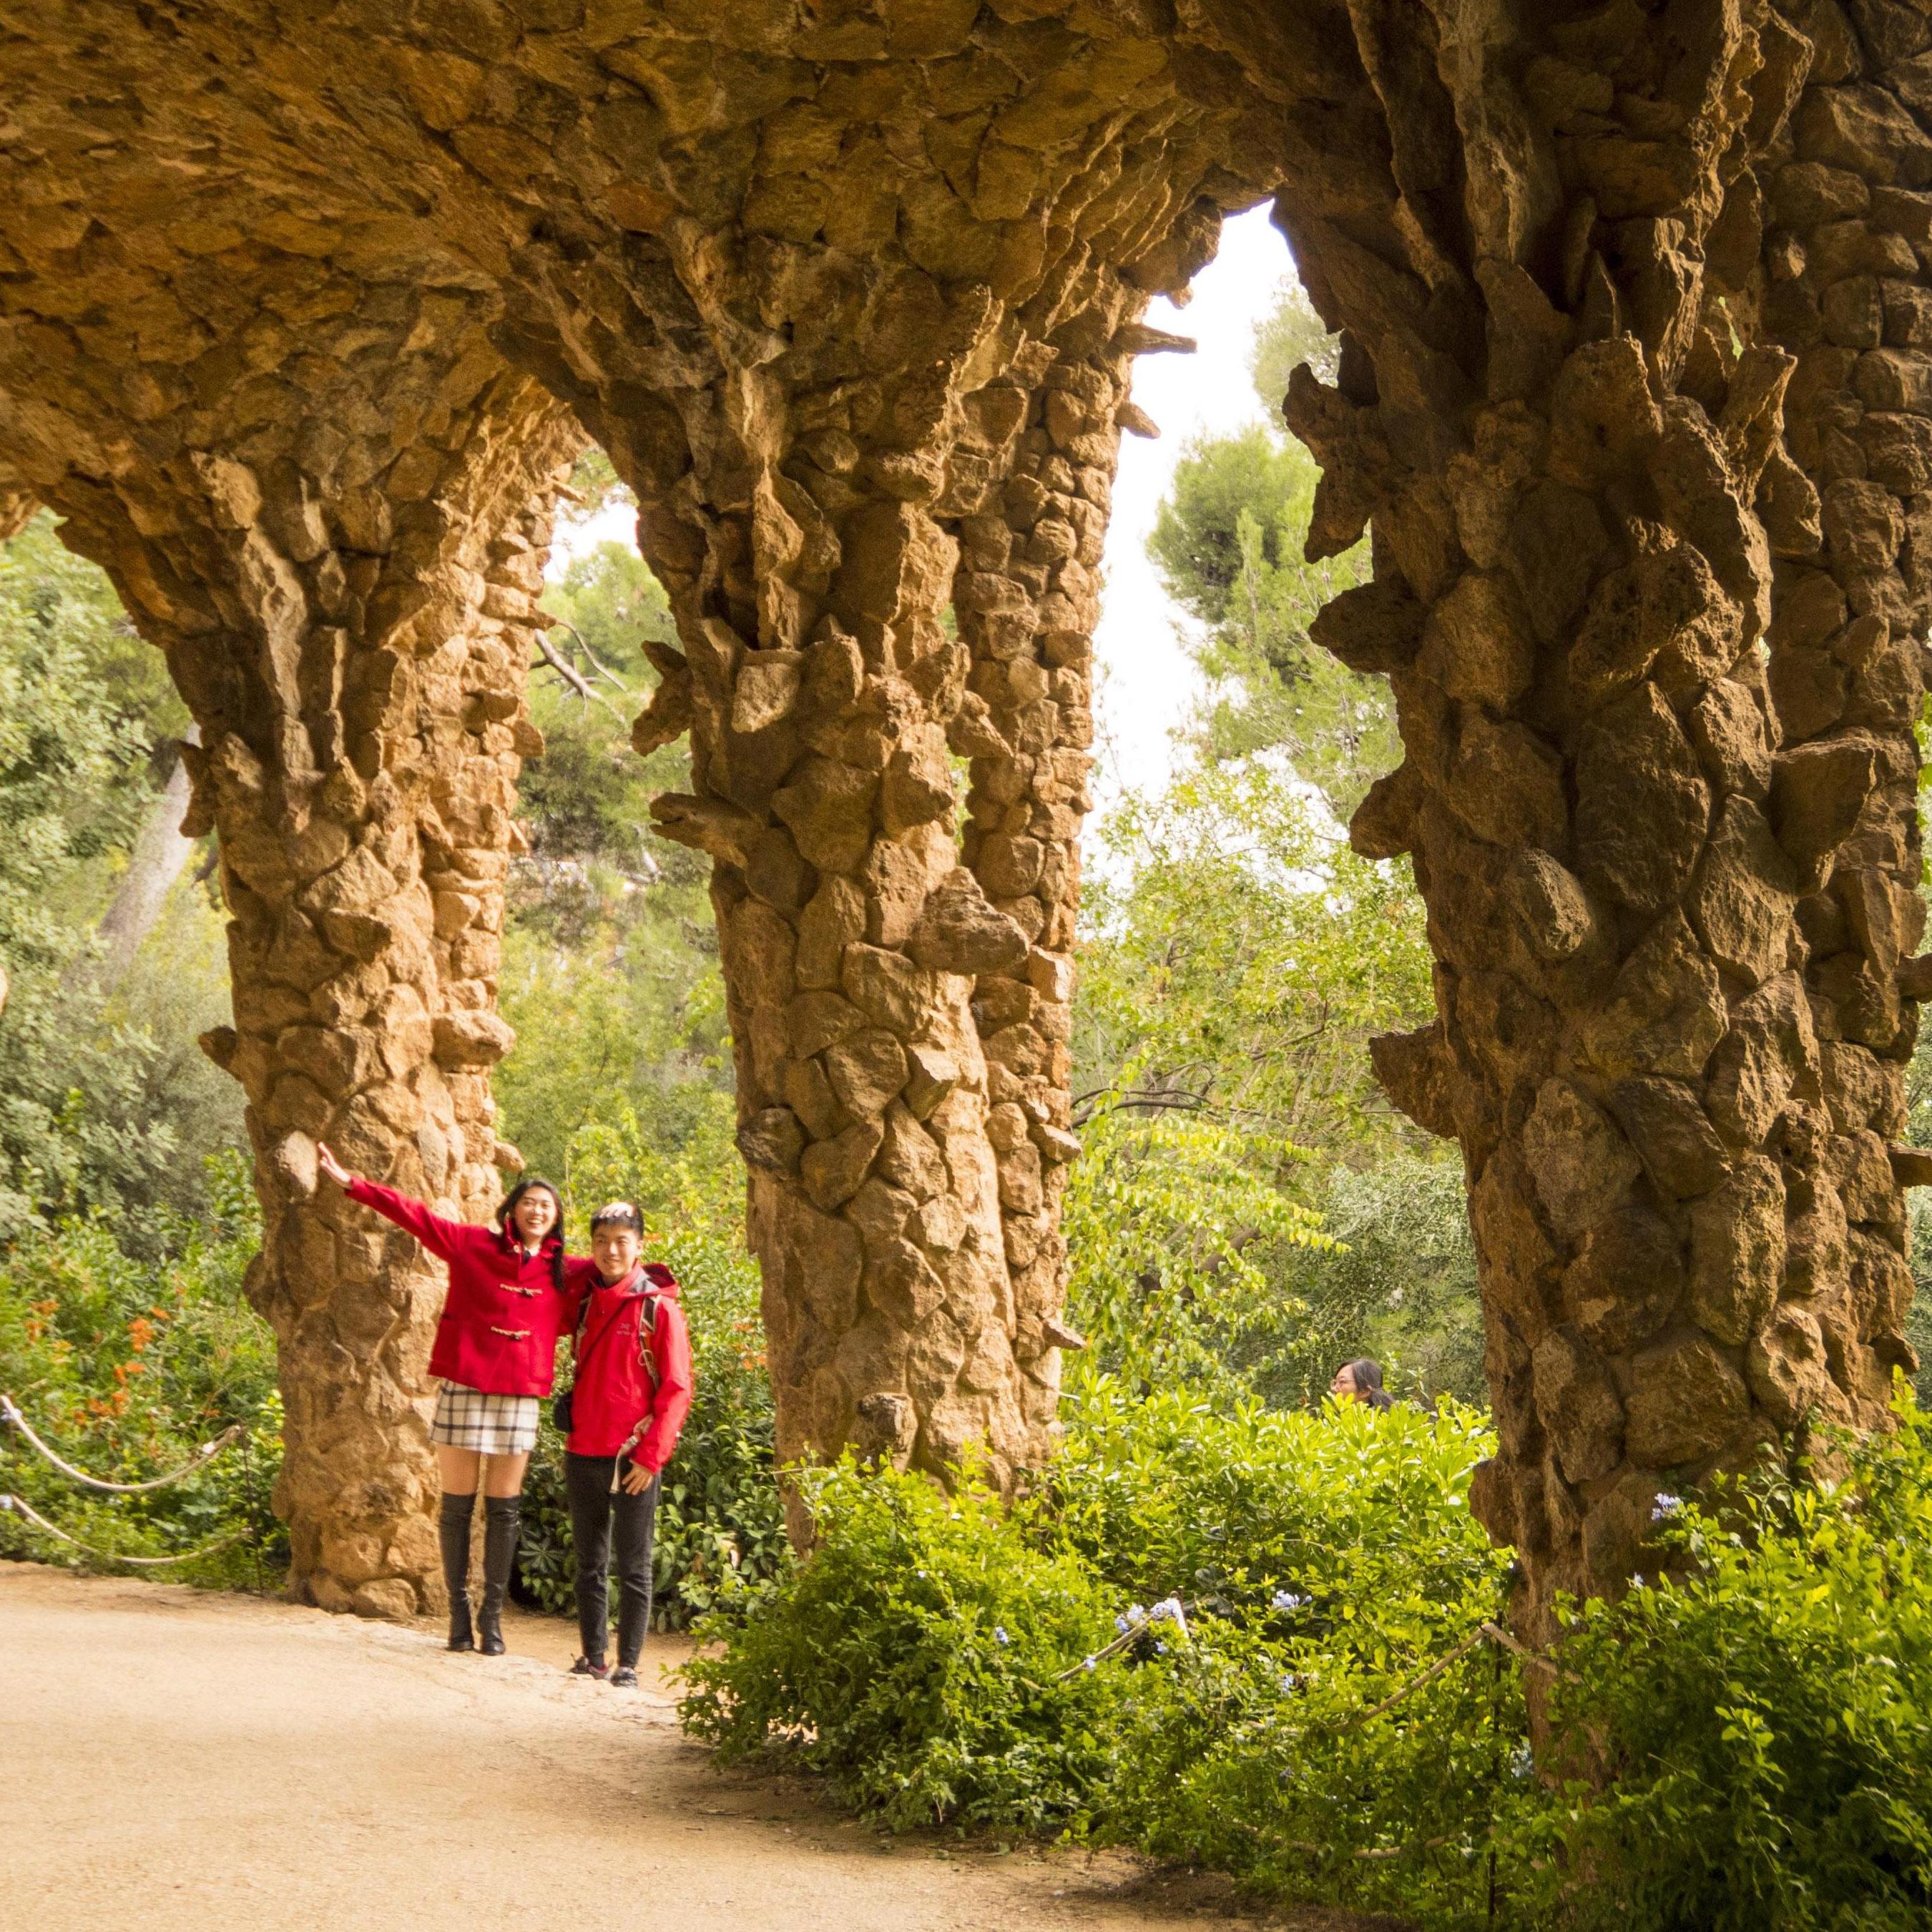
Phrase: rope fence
[
  {"left": 1, "top": 1492, "right": 245, "bottom": 1567},
  {"left": 1, "top": 1390, "right": 253, "bottom": 1572},
  {"left": 1, "top": 1393, "right": 240, "bottom": 1492}
]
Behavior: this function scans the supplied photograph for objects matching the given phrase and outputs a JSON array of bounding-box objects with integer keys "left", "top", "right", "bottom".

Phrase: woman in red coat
[
  {"left": 563, "top": 1200, "right": 692, "bottom": 1686},
  {"left": 317, "top": 1140, "right": 586, "bottom": 1654}
]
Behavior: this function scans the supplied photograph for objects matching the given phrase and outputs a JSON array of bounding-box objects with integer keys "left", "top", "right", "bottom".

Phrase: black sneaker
[
  {"left": 609, "top": 1666, "right": 638, "bottom": 1687},
  {"left": 571, "top": 1656, "right": 609, "bottom": 1680}
]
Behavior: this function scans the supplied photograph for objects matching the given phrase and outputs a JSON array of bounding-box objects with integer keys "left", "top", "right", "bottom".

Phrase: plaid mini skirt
[{"left": 431, "top": 1383, "right": 539, "bottom": 1456}]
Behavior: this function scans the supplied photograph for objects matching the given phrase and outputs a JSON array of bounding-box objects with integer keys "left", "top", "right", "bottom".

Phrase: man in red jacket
[{"left": 564, "top": 1200, "right": 692, "bottom": 1686}]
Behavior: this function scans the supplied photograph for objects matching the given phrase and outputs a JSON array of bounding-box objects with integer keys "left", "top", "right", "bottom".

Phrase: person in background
[
  {"left": 562, "top": 1200, "right": 692, "bottom": 1687},
  {"left": 317, "top": 1142, "right": 587, "bottom": 1655},
  {"left": 1329, "top": 1357, "right": 1397, "bottom": 1413}
]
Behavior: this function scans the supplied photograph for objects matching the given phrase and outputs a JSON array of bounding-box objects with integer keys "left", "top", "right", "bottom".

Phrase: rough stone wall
[
  {"left": 1199, "top": 0, "right": 1929, "bottom": 1643},
  {"left": 0, "top": 235, "right": 577, "bottom": 1607},
  {"left": 0, "top": 1, "right": 1281, "bottom": 1568}
]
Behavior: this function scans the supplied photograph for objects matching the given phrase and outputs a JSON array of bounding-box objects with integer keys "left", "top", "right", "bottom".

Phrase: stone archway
[{"left": 1, "top": 0, "right": 1927, "bottom": 1634}]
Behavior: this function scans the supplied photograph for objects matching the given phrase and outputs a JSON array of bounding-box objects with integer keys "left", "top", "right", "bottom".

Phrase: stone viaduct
[{"left": 2, "top": 0, "right": 1929, "bottom": 1641}]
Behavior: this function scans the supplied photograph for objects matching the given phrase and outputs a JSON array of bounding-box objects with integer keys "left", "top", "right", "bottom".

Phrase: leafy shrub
[
  {"left": 1051, "top": 1376, "right": 1504, "bottom": 1629},
  {"left": 1515, "top": 1397, "right": 1932, "bottom": 1932},
  {"left": 0, "top": 1151, "right": 285, "bottom": 1587},
  {"left": 680, "top": 1457, "right": 1122, "bottom": 1832}
]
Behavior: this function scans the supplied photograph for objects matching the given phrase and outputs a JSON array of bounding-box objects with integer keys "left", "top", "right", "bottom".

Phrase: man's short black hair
[{"left": 590, "top": 1200, "right": 644, "bottom": 1235}]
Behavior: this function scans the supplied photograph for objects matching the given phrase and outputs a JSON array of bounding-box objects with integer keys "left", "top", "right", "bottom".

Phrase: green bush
[
  {"left": 0, "top": 1150, "right": 285, "bottom": 1587},
  {"left": 680, "top": 1457, "right": 1123, "bottom": 1833},
  {"left": 675, "top": 1384, "right": 1932, "bottom": 1931},
  {"left": 1516, "top": 1398, "right": 1932, "bottom": 1931}
]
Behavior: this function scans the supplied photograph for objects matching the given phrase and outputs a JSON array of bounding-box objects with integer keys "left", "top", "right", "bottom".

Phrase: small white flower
[
  {"left": 1082, "top": 1654, "right": 1097, "bottom": 1672},
  {"left": 1270, "top": 1589, "right": 1306, "bottom": 1613},
  {"left": 1509, "top": 1744, "right": 1535, "bottom": 1782},
  {"left": 1629, "top": 1573, "right": 1645, "bottom": 1590},
  {"left": 994, "top": 1626, "right": 1010, "bottom": 1647},
  {"left": 1280, "top": 1672, "right": 1300, "bottom": 1695},
  {"left": 1154, "top": 1640, "right": 1168, "bottom": 1656},
  {"left": 1651, "top": 1493, "right": 1683, "bottom": 1523}
]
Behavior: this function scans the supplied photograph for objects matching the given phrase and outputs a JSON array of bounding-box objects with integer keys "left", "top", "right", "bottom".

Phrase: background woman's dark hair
[
  {"left": 496, "top": 1177, "right": 566, "bottom": 1293},
  {"left": 1347, "top": 1357, "right": 1397, "bottom": 1413}
]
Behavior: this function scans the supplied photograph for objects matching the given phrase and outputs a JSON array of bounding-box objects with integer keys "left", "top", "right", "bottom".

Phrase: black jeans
[{"left": 565, "top": 1451, "right": 659, "bottom": 1669}]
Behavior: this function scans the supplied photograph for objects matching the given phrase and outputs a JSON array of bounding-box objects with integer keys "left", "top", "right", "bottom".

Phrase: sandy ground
[{"left": 0, "top": 1562, "right": 1406, "bottom": 1932}]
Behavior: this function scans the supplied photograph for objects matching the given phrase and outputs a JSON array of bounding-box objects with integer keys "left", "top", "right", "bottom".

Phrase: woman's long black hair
[
  {"left": 496, "top": 1176, "right": 566, "bottom": 1293},
  {"left": 1346, "top": 1357, "right": 1398, "bottom": 1413}
]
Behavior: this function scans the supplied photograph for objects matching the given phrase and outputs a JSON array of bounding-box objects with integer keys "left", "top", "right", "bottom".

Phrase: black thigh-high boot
[
  {"left": 440, "top": 1492, "right": 476, "bottom": 1652},
  {"left": 479, "top": 1495, "right": 520, "bottom": 1656}
]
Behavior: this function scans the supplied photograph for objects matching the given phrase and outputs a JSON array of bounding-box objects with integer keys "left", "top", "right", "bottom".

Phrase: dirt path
[{"left": 0, "top": 1563, "right": 1399, "bottom": 1932}]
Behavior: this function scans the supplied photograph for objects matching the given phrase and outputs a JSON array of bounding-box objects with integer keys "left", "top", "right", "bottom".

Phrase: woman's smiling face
[{"left": 511, "top": 1187, "right": 559, "bottom": 1245}]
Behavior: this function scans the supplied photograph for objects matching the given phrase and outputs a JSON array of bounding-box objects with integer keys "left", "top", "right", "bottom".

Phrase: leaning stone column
[
  {"left": 55, "top": 359, "right": 575, "bottom": 1614},
  {"left": 1269, "top": 1, "right": 1906, "bottom": 1639},
  {"left": 1753, "top": 21, "right": 1932, "bottom": 1443},
  {"left": 953, "top": 343, "right": 1144, "bottom": 1442},
  {"left": 634, "top": 343, "right": 1051, "bottom": 1493}
]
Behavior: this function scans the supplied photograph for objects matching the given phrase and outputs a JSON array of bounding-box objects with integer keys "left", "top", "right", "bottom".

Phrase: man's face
[{"left": 592, "top": 1222, "right": 642, "bottom": 1280}]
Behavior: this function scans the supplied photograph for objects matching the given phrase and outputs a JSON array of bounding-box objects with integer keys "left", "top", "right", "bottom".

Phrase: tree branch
[{"left": 531, "top": 632, "right": 624, "bottom": 720}]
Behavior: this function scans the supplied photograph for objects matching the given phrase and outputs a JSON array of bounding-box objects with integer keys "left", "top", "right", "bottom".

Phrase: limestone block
[
  {"left": 1607, "top": 1077, "right": 1731, "bottom": 1199},
  {"left": 823, "top": 1029, "right": 911, "bottom": 1117},
  {"left": 1530, "top": 1326, "right": 1626, "bottom": 1484},
  {"left": 1747, "top": 1305, "right": 1830, "bottom": 1424},
  {"left": 1687, "top": 796, "right": 1800, "bottom": 985},
  {"left": 1575, "top": 683, "right": 1711, "bottom": 914},
  {"left": 1562, "top": 1205, "right": 1686, "bottom": 1355},
  {"left": 1524, "top": 1079, "right": 1642, "bottom": 1242},
  {"left": 1687, "top": 1156, "right": 1786, "bottom": 1345},
  {"left": 1625, "top": 1334, "right": 1752, "bottom": 1467},
  {"left": 908, "top": 867, "right": 1031, "bottom": 972},
  {"left": 1581, "top": 914, "right": 1729, "bottom": 1082}
]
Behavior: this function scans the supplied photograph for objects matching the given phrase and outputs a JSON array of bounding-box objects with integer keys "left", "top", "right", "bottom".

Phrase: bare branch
[
  {"left": 532, "top": 632, "right": 624, "bottom": 721},
  {"left": 551, "top": 620, "right": 630, "bottom": 692}
]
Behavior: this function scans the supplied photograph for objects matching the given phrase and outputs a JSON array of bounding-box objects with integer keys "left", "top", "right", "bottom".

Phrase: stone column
[
  {"left": 953, "top": 345, "right": 1139, "bottom": 1446},
  {"left": 54, "top": 358, "right": 575, "bottom": 1614},
  {"left": 1755, "top": 16, "right": 1932, "bottom": 1441},
  {"left": 633, "top": 340, "right": 1055, "bottom": 1495},
  {"left": 508, "top": 268, "right": 1154, "bottom": 1495},
  {"left": 1267, "top": 0, "right": 1918, "bottom": 1639}
]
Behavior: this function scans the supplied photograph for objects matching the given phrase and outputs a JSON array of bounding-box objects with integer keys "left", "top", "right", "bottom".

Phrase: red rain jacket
[
  {"left": 346, "top": 1177, "right": 588, "bottom": 1397},
  {"left": 564, "top": 1262, "right": 692, "bottom": 1469}
]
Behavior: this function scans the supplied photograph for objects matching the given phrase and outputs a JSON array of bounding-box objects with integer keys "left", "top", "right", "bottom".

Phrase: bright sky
[{"left": 551, "top": 204, "right": 1294, "bottom": 813}]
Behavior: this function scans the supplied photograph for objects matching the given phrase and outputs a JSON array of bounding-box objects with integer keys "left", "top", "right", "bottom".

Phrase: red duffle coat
[
  {"left": 346, "top": 1177, "right": 588, "bottom": 1397},
  {"left": 564, "top": 1262, "right": 693, "bottom": 1469}
]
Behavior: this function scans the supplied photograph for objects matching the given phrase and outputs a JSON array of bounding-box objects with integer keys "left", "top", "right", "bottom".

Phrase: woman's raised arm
[{"left": 318, "top": 1142, "right": 471, "bottom": 1264}]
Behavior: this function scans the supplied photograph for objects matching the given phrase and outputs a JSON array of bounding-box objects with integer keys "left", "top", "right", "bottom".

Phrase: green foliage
[
  {"left": 0, "top": 514, "right": 240, "bottom": 1246},
  {"left": 1051, "top": 1381, "right": 1503, "bottom": 1627},
  {"left": 1072, "top": 758, "right": 1461, "bottom": 1398},
  {"left": 1149, "top": 425, "right": 1311, "bottom": 630},
  {"left": 1147, "top": 422, "right": 1388, "bottom": 809},
  {"left": 0, "top": 1150, "right": 285, "bottom": 1588},
  {"left": 679, "top": 1386, "right": 1518, "bottom": 1917},
  {"left": 681, "top": 1390, "right": 1932, "bottom": 1931},
  {"left": 1520, "top": 1401, "right": 1932, "bottom": 1931},
  {"left": 680, "top": 1456, "right": 1123, "bottom": 1833},
  {"left": 1249, "top": 274, "right": 1343, "bottom": 411},
  {"left": 1280, "top": 1157, "right": 1486, "bottom": 1409}
]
